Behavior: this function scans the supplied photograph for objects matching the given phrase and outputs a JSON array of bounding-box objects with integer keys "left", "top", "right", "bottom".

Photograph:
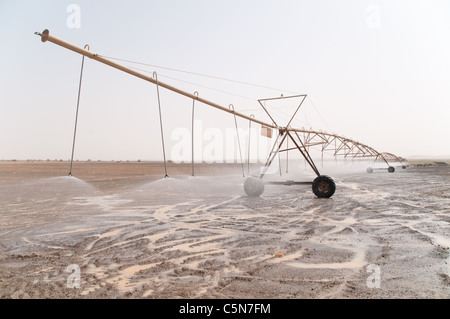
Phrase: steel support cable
[
  {"left": 155, "top": 73, "right": 256, "bottom": 103},
  {"left": 306, "top": 97, "right": 332, "bottom": 133},
  {"left": 153, "top": 72, "right": 169, "bottom": 178},
  {"left": 100, "top": 55, "right": 300, "bottom": 95},
  {"left": 129, "top": 66, "right": 257, "bottom": 103},
  {"left": 126, "top": 66, "right": 272, "bottom": 138},
  {"left": 103, "top": 58, "right": 330, "bottom": 132},
  {"left": 229, "top": 104, "right": 245, "bottom": 177},
  {"left": 69, "top": 44, "right": 89, "bottom": 176}
]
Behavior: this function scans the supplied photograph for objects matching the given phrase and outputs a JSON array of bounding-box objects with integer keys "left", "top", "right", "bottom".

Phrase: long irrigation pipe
[{"left": 35, "top": 30, "right": 277, "bottom": 130}]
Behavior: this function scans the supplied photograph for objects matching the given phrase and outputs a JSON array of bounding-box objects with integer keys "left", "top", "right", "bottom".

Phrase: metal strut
[
  {"left": 290, "top": 130, "right": 321, "bottom": 176},
  {"left": 229, "top": 104, "right": 245, "bottom": 177},
  {"left": 259, "top": 129, "right": 289, "bottom": 179},
  {"left": 191, "top": 91, "right": 199, "bottom": 177},
  {"left": 247, "top": 114, "right": 255, "bottom": 175},
  {"left": 153, "top": 72, "right": 169, "bottom": 178},
  {"left": 68, "top": 44, "right": 89, "bottom": 176}
]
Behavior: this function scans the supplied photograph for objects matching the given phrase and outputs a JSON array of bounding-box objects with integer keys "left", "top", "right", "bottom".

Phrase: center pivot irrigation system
[{"left": 35, "top": 29, "right": 408, "bottom": 199}]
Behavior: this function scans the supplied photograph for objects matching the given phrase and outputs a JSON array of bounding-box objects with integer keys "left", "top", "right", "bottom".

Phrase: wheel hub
[{"left": 318, "top": 181, "right": 330, "bottom": 193}]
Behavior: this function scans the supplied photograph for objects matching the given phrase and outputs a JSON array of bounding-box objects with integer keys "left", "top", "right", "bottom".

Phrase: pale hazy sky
[{"left": 1, "top": 0, "right": 449, "bottom": 161}]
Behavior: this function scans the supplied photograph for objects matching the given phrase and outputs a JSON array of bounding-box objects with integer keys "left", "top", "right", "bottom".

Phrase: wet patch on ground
[{"left": 0, "top": 163, "right": 449, "bottom": 298}]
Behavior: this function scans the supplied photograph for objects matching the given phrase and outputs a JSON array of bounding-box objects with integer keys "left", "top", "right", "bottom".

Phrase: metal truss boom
[{"left": 35, "top": 29, "right": 406, "bottom": 173}]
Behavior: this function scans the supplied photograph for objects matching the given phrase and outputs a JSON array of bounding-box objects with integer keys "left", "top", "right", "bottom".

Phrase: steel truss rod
[
  {"left": 288, "top": 131, "right": 321, "bottom": 176},
  {"left": 259, "top": 131, "right": 288, "bottom": 178},
  {"left": 288, "top": 128, "right": 400, "bottom": 166}
]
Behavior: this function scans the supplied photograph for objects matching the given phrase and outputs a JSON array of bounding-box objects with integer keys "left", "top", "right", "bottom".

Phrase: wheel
[
  {"left": 312, "top": 175, "right": 336, "bottom": 198},
  {"left": 402, "top": 166, "right": 406, "bottom": 169},
  {"left": 388, "top": 166, "right": 395, "bottom": 173},
  {"left": 244, "top": 177, "right": 264, "bottom": 197},
  {"left": 366, "top": 167, "right": 373, "bottom": 174}
]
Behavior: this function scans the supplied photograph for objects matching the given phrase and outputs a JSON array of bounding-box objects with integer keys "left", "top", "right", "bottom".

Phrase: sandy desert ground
[{"left": 0, "top": 161, "right": 449, "bottom": 299}]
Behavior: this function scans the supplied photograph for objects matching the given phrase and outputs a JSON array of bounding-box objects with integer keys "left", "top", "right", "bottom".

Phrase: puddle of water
[
  {"left": 69, "top": 195, "right": 133, "bottom": 211},
  {"left": 286, "top": 247, "right": 366, "bottom": 270}
]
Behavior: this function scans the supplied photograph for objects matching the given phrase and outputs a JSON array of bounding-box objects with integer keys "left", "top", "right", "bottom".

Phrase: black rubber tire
[
  {"left": 312, "top": 175, "right": 336, "bottom": 198},
  {"left": 402, "top": 166, "right": 406, "bottom": 169},
  {"left": 244, "top": 177, "right": 264, "bottom": 197},
  {"left": 366, "top": 167, "right": 373, "bottom": 174},
  {"left": 388, "top": 166, "right": 395, "bottom": 173}
]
